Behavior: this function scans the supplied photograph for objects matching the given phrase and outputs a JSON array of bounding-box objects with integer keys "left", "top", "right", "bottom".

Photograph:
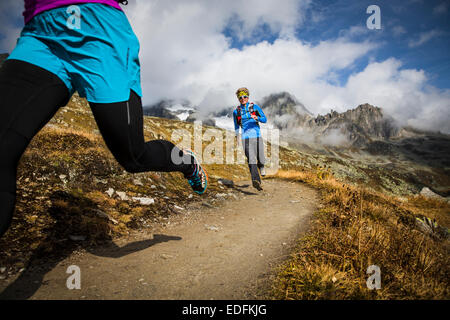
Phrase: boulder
[
  {"left": 420, "top": 187, "right": 444, "bottom": 200},
  {"left": 218, "top": 179, "right": 234, "bottom": 187}
]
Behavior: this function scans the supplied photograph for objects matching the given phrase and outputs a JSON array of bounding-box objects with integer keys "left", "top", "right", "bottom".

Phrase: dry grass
[{"left": 270, "top": 169, "right": 450, "bottom": 300}]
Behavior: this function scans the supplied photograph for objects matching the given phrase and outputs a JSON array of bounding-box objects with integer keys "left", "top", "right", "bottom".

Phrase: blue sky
[
  {"left": 1, "top": 1, "right": 448, "bottom": 89},
  {"left": 304, "top": 0, "right": 450, "bottom": 89},
  {"left": 0, "top": 0, "right": 449, "bottom": 132},
  {"left": 223, "top": 0, "right": 450, "bottom": 89}
]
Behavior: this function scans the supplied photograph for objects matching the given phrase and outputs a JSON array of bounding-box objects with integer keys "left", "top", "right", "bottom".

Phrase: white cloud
[
  {"left": 341, "top": 59, "right": 450, "bottom": 133},
  {"left": 181, "top": 38, "right": 376, "bottom": 111},
  {"left": 433, "top": 2, "right": 448, "bottom": 15},
  {"left": 338, "top": 25, "right": 370, "bottom": 39},
  {"left": 123, "top": 0, "right": 311, "bottom": 105},
  {"left": 319, "top": 128, "right": 350, "bottom": 146},
  {"left": 408, "top": 29, "right": 444, "bottom": 48},
  {"left": 123, "top": 0, "right": 377, "bottom": 109},
  {"left": 392, "top": 25, "right": 407, "bottom": 37},
  {"left": 122, "top": 1, "right": 449, "bottom": 133}
]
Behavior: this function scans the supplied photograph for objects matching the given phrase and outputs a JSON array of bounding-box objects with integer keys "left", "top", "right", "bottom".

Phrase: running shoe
[
  {"left": 260, "top": 167, "right": 266, "bottom": 177},
  {"left": 252, "top": 180, "right": 263, "bottom": 191},
  {"left": 184, "top": 150, "right": 208, "bottom": 195}
]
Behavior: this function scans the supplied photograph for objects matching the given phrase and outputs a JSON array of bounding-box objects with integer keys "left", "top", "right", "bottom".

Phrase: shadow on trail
[
  {"left": 0, "top": 234, "right": 181, "bottom": 300},
  {"left": 0, "top": 190, "right": 182, "bottom": 300},
  {"left": 232, "top": 184, "right": 258, "bottom": 196},
  {"left": 217, "top": 179, "right": 258, "bottom": 196},
  {"left": 88, "top": 234, "right": 182, "bottom": 258}
]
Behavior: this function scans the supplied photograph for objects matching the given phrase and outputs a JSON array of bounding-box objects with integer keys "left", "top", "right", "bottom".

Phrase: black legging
[
  {"left": 243, "top": 137, "right": 265, "bottom": 183},
  {"left": 0, "top": 59, "right": 194, "bottom": 237}
]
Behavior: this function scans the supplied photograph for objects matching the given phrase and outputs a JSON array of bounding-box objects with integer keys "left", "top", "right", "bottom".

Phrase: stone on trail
[
  {"left": 116, "top": 191, "right": 130, "bottom": 201},
  {"left": 202, "top": 202, "right": 213, "bottom": 208},
  {"left": 93, "top": 209, "right": 118, "bottom": 225},
  {"left": 132, "top": 197, "right": 155, "bottom": 205},
  {"left": 106, "top": 188, "right": 115, "bottom": 197},
  {"left": 205, "top": 224, "right": 219, "bottom": 231},
  {"left": 218, "top": 179, "right": 234, "bottom": 187}
]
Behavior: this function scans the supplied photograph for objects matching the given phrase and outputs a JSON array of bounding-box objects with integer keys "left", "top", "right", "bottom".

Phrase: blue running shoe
[{"left": 184, "top": 150, "right": 208, "bottom": 195}]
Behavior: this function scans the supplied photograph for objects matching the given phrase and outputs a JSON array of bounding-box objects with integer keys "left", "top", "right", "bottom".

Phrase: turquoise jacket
[{"left": 233, "top": 102, "right": 267, "bottom": 139}]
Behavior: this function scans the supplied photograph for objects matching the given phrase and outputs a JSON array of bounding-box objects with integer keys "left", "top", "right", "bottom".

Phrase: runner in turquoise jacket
[
  {"left": 233, "top": 87, "right": 267, "bottom": 191},
  {"left": 0, "top": 0, "right": 209, "bottom": 238},
  {"left": 233, "top": 102, "right": 267, "bottom": 139}
]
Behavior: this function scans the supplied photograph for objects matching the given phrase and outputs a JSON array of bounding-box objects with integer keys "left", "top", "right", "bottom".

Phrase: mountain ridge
[{"left": 142, "top": 92, "right": 438, "bottom": 149}]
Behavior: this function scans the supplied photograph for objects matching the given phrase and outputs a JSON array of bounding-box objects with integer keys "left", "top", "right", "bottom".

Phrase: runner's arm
[{"left": 254, "top": 104, "right": 267, "bottom": 123}]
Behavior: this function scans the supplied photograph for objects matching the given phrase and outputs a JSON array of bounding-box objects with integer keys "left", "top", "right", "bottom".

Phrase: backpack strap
[
  {"left": 236, "top": 105, "right": 242, "bottom": 127},
  {"left": 236, "top": 103, "right": 259, "bottom": 128},
  {"left": 251, "top": 103, "right": 260, "bottom": 127}
]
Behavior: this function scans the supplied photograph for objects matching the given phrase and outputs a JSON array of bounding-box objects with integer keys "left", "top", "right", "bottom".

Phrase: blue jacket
[{"left": 233, "top": 102, "right": 267, "bottom": 139}]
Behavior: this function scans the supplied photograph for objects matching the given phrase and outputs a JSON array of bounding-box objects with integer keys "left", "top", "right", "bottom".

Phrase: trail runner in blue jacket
[{"left": 233, "top": 87, "right": 267, "bottom": 191}]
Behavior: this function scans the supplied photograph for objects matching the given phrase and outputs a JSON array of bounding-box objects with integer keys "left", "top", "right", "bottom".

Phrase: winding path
[{"left": 0, "top": 179, "right": 318, "bottom": 300}]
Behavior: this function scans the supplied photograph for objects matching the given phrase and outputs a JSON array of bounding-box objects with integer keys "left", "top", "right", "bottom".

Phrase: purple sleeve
[{"left": 24, "top": 0, "right": 123, "bottom": 24}]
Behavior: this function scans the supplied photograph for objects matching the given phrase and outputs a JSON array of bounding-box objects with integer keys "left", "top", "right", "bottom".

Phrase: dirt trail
[{"left": 0, "top": 179, "right": 318, "bottom": 300}]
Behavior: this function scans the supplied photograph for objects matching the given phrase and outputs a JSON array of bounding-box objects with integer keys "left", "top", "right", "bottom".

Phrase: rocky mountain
[
  {"left": 216, "top": 92, "right": 401, "bottom": 148},
  {"left": 255, "top": 92, "right": 400, "bottom": 147},
  {"left": 185, "top": 113, "right": 216, "bottom": 127},
  {"left": 143, "top": 99, "right": 219, "bottom": 127},
  {"left": 259, "top": 92, "right": 313, "bottom": 130},
  {"left": 258, "top": 94, "right": 450, "bottom": 195},
  {"left": 143, "top": 101, "right": 178, "bottom": 120},
  {"left": 143, "top": 100, "right": 195, "bottom": 121},
  {"left": 183, "top": 92, "right": 315, "bottom": 132},
  {"left": 302, "top": 104, "right": 401, "bottom": 147},
  {"left": 143, "top": 92, "right": 444, "bottom": 155}
]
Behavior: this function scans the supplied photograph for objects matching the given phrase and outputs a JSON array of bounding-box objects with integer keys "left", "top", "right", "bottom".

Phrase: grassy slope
[
  {"left": 270, "top": 170, "right": 449, "bottom": 299},
  {"left": 285, "top": 137, "right": 450, "bottom": 199}
]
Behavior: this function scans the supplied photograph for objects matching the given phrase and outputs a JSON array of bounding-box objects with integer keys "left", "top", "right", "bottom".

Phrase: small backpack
[{"left": 236, "top": 103, "right": 259, "bottom": 127}]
